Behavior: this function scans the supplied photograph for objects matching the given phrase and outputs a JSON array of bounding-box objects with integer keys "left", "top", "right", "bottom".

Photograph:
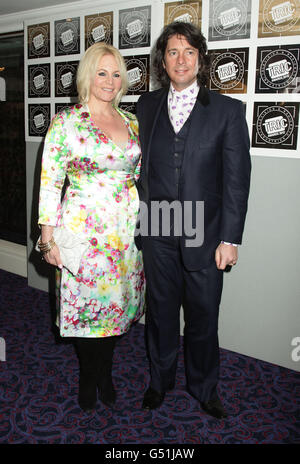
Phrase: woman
[{"left": 37, "top": 43, "right": 145, "bottom": 413}]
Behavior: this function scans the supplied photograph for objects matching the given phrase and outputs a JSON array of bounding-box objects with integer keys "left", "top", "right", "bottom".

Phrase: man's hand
[{"left": 215, "top": 243, "right": 238, "bottom": 270}]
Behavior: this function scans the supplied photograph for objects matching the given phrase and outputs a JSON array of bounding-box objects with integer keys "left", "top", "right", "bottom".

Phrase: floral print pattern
[{"left": 39, "top": 104, "right": 145, "bottom": 337}]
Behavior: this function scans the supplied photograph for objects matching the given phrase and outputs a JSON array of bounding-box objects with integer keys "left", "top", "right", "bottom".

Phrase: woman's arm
[{"left": 38, "top": 112, "right": 69, "bottom": 269}]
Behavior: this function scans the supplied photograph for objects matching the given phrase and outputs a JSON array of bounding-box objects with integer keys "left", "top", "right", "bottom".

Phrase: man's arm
[
  {"left": 216, "top": 100, "right": 251, "bottom": 269},
  {"left": 220, "top": 99, "right": 251, "bottom": 244}
]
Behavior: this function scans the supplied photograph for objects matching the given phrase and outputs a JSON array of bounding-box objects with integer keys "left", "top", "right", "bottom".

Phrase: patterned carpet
[{"left": 0, "top": 269, "right": 299, "bottom": 444}]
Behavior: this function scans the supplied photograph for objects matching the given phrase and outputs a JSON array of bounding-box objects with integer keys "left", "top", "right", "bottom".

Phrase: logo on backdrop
[
  {"left": 27, "top": 22, "right": 50, "bottom": 59},
  {"left": 119, "top": 6, "right": 151, "bottom": 49},
  {"left": 85, "top": 12, "right": 113, "bottom": 48},
  {"left": 258, "top": 0, "right": 300, "bottom": 37},
  {"left": 55, "top": 61, "right": 79, "bottom": 97},
  {"left": 125, "top": 56, "right": 150, "bottom": 95},
  {"left": 28, "top": 64, "right": 50, "bottom": 98},
  {"left": 209, "top": 48, "right": 248, "bottom": 93},
  {"left": 55, "top": 17, "right": 80, "bottom": 56},
  {"left": 164, "top": 1, "right": 201, "bottom": 27},
  {"left": 252, "top": 102, "right": 299, "bottom": 149},
  {"left": 256, "top": 45, "right": 300, "bottom": 93},
  {"left": 209, "top": 0, "right": 250, "bottom": 40},
  {"left": 28, "top": 104, "right": 51, "bottom": 137}
]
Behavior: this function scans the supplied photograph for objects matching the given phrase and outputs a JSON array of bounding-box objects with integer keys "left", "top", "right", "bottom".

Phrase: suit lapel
[
  {"left": 144, "top": 89, "right": 168, "bottom": 174},
  {"left": 181, "top": 88, "right": 210, "bottom": 177}
]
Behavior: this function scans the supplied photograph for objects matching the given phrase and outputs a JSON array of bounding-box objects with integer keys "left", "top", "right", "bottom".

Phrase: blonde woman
[{"left": 38, "top": 43, "right": 145, "bottom": 413}]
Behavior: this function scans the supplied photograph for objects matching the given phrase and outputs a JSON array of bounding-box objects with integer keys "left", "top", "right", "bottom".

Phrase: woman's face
[{"left": 89, "top": 54, "right": 122, "bottom": 104}]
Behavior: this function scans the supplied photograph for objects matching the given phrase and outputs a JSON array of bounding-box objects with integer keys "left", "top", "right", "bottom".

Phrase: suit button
[
  {"left": 174, "top": 138, "right": 179, "bottom": 142},
  {"left": 174, "top": 153, "right": 179, "bottom": 157}
]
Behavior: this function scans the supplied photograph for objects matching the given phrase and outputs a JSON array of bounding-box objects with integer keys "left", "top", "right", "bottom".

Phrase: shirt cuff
[{"left": 221, "top": 241, "right": 238, "bottom": 247}]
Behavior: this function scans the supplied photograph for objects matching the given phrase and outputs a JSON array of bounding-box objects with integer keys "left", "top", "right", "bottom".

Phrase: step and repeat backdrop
[{"left": 24, "top": 0, "right": 300, "bottom": 158}]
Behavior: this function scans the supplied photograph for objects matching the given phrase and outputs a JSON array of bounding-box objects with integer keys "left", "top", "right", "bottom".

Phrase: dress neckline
[{"left": 85, "top": 104, "right": 131, "bottom": 153}]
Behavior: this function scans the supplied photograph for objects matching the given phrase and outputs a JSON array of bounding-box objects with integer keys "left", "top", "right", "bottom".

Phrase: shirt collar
[{"left": 169, "top": 80, "right": 200, "bottom": 100}]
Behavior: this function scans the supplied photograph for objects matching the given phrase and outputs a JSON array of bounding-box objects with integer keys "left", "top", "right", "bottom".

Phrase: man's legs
[
  {"left": 183, "top": 261, "right": 226, "bottom": 417},
  {"left": 142, "top": 236, "right": 183, "bottom": 395}
]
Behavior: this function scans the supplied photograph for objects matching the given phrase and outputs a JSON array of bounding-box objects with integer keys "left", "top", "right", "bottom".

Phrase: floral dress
[{"left": 38, "top": 103, "right": 145, "bottom": 337}]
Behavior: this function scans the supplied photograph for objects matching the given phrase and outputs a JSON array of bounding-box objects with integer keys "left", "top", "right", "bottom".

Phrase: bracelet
[{"left": 38, "top": 237, "right": 56, "bottom": 254}]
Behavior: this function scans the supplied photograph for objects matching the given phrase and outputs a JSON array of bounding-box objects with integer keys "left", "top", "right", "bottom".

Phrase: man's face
[{"left": 163, "top": 34, "right": 199, "bottom": 91}]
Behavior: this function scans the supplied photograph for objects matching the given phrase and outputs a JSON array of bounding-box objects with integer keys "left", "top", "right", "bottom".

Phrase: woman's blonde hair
[{"left": 77, "top": 43, "right": 128, "bottom": 106}]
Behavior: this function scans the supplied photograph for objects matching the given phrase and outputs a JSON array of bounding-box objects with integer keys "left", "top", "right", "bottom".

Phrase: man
[{"left": 136, "top": 22, "right": 251, "bottom": 419}]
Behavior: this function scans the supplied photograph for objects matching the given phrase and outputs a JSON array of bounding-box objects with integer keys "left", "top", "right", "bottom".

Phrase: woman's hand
[
  {"left": 43, "top": 243, "right": 63, "bottom": 269},
  {"left": 41, "top": 224, "right": 63, "bottom": 269}
]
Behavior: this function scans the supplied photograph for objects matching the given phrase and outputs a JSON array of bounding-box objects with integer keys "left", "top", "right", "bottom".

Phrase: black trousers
[{"left": 142, "top": 235, "right": 224, "bottom": 403}]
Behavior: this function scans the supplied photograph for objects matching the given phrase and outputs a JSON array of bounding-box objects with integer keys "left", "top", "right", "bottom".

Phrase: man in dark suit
[{"left": 136, "top": 22, "right": 251, "bottom": 419}]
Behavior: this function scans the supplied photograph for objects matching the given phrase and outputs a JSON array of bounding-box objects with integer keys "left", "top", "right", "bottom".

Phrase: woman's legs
[
  {"left": 96, "top": 336, "right": 118, "bottom": 407},
  {"left": 74, "top": 337, "right": 99, "bottom": 413},
  {"left": 74, "top": 336, "right": 119, "bottom": 412}
]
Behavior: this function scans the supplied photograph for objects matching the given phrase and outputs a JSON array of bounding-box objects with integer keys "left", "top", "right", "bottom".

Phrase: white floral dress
[{"left": 38, "top": 103, "right": 145, "bottom": 337}]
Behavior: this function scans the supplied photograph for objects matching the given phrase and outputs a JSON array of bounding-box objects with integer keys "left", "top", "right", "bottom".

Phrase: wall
[{"left": 1, "top": 0, "right": 299, "bottom": 372}]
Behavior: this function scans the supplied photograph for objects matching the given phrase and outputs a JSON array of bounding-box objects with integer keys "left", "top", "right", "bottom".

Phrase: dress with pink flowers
[{"left": 38, "top": 104, "right": 145, "bottom": 337}]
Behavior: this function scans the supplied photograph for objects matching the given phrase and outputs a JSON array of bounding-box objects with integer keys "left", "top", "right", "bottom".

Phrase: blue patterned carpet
[{"left": 0, "top": 269, "right": 299, "bottom": 444}]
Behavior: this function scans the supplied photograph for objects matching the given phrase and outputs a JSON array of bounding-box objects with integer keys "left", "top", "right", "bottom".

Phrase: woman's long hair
[{"left": 153, "top": 22, "right": 211, "bottom": 88}]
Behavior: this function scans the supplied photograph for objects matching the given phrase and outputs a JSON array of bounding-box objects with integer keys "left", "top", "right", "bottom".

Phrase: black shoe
[
  {"left": 200, "top": 396, "right": 228, "bottom": 419},
  {"left": 142, "top": 387, "right": 165, "bottom": 410}
]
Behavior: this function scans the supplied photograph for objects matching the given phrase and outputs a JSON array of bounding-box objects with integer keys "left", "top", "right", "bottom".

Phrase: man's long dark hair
[{"left": 153, "top": 22, "right": 210, "bottom": 88}]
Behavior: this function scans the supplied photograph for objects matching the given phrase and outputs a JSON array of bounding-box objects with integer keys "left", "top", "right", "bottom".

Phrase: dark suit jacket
[{"left": 136, "top": 86, "right": 251, "bottom": 271}]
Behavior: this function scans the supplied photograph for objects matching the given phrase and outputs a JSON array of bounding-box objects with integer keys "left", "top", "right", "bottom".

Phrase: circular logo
[
  {"left": 29, "top": 65, "right": 50, "bottom": 97},
  {"left": 260, "top": 49, "right": 298, "bottom": 90},
  {"left": 210, "top": 51, "right": 244, "bottom": 90},
  {"left": 87, "top": 16, "right": 112, "bottom": 46},
  {"left": 56, "top": 19, "right": 79, "bottom": 54},
  {"left": 263, "top": 0, "right": 298, "bottom": 33},
  {"left": 29, "top": 105, "right": 50, "bottom": 136},
  {"left": 121, "top": 11, "right": 148, "bottom": 46},
  {"left": 213, "top": 0, "right": 248, "bottom": 37},
  {"left": 126, "top": 58, "right": 147, "bottom": 92},
  {"left": 29, "top": 25, "right": 49, "bottom": 57},
  {"left": 56, "top": 62, "right": 78, "bottom": 96},
  {"left": 256, "top": 105, "right": 294, "bottom": 145},
  {"left": 166, "top": 4, "right": 199, "bottom": 24}
]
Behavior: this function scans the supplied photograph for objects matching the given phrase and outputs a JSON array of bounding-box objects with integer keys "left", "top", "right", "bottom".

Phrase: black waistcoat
[{"left": 149, "top": 99, "right": 192, "bottom": 202}]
